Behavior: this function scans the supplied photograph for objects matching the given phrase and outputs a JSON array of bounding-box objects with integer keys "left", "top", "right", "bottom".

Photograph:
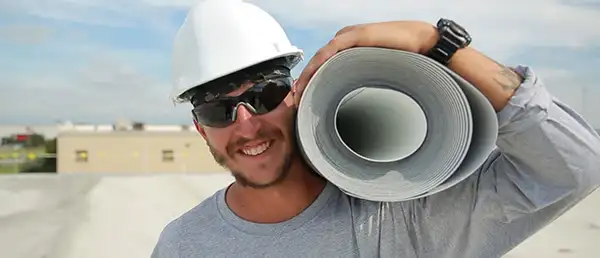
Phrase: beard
[{"left": 207, "top": 127, "right": 295, "bottom": 189}]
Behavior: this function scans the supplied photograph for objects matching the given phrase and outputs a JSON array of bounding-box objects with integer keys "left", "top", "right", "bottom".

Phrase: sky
[{"left": 0, "top": 0, "right": 599, "bottom": 127}]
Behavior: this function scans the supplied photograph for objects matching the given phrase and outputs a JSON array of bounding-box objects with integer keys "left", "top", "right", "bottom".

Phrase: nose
[{"left": 234, "top": 104, "right": 260, "bottom": 136}]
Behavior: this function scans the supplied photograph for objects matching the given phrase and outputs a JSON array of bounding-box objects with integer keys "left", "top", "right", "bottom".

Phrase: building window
[
  {"left": 75, "top": 150, "right": 88, "bottom": 162},
  {"left": 162, "top": 149, "right": 174, "bottom": 162}
]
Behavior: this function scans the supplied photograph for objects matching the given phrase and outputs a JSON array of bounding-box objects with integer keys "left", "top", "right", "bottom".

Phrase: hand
[{"left": 293, "top": 21, "right": 439, "bottom": 106}]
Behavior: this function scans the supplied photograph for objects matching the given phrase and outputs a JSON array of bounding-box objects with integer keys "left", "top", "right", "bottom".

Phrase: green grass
[
  {"left": 0, "top": 165, "right": 19, "bottom": 174},
  {"left": 0, "top": 147, "right": 47, "bottom": 174}
]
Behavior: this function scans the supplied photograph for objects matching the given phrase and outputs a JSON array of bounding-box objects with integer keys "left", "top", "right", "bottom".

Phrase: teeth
[{"left": 242, "top": 141, "right": 271, "bottom": 156}]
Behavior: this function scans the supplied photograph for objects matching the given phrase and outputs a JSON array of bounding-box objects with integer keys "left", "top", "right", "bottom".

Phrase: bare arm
[{"left": 448, "top": 47, "right": 523, "bottom": 111}]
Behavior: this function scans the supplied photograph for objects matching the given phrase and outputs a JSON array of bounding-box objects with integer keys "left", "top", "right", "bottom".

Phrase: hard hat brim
[{"left": 171, "top": 49, "right": 303, "bottom": 104}]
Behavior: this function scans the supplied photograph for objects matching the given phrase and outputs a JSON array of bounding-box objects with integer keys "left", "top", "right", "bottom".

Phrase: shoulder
[
  {"left": 164, "top": 189, "right": 224, "bottom": 237},
  {"left": 152, "top": 189, "right": 226, "bottom": 257}
]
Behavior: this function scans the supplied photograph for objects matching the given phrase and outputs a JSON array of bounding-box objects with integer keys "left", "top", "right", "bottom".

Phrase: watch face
[
  {"left": 449, "top": 23, "right": 467, "bottom": 36},
  {"left": 436, "top": 18, "right": 472, "bottom": 47}
]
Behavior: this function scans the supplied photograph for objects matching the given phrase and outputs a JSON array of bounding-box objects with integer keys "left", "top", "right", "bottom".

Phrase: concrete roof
[{"left": 1, "top": 173, "right": 599, "bottom": 258}]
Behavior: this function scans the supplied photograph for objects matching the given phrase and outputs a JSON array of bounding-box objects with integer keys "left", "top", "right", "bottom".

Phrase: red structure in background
[{"left": 15, "top": 134, "right": 30, "bottom": 142}]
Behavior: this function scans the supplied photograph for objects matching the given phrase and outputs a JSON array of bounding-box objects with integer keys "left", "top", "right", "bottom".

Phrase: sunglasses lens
[
  {"left": 251, "top": 80, "right": 291, "bottom": 113},
  {"left": 192, "top": 77, "right": 292, "bottom": 127},
  {"left": 192, "top": 101, "right": 234, "bottom": 128},
  {"left": 262, "top": 81, "right": 291, "bottom": 110}
]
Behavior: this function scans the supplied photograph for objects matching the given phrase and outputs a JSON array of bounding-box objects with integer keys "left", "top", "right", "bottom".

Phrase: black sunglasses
[{"left": 191, "top": 75, "right": 293, "bottom": 128}]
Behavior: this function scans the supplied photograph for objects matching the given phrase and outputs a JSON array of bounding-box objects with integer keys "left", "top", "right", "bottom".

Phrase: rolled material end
[
  {"left": 335, "top": 87, "right": 427, "bottom": 163},
  {"left": 296, "top": 47, "right": 498, "bottom": 202}
]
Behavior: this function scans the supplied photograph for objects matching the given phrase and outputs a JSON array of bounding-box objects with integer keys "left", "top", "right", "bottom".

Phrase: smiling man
[
  {"left": 151, "top": 0, "right": 600, "bottom": 257},
  {"left": 192, "top": 61, "right": 305, "bottom": 191}
]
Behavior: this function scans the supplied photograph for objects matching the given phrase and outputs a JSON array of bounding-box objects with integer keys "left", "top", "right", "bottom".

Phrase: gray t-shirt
[{"left": 151, "top": 66, "right": 600, "bottom": 258}]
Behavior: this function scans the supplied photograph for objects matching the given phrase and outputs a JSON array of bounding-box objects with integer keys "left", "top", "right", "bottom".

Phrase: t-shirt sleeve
[
  {"left": 151, "top": 222, "right": 181, "bottom": 258},
  {"left": 478, "top": 65, "right": 600, "bottom": 222},
  {"left": 406, "top": 65, "right": 600, "bottom": 257}
]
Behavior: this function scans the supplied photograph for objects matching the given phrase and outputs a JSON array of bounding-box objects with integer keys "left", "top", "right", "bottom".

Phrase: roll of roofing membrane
[{"left": 296, "top": 47, "right": 498, "bottom": 202}]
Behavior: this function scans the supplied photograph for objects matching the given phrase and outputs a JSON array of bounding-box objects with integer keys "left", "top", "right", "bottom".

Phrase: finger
[
  {"left": 294, "top": 30, "right": 361, "bottom": 103},
  {"left": 291, "top": 79, "right": 298, "bottom": 97},
  {"left": 335, "top": 24, "right": 360, "bottom": 37}
]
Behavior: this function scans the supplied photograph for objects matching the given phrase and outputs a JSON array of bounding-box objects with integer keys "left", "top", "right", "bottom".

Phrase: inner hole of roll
[{"left": 334, "top": 87, "right": 428, "bottom": 163}]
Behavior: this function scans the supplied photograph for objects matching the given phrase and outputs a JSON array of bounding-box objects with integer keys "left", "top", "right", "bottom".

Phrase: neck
[{"left": 226, "top": 156, "right": 327, "bottom": 224}]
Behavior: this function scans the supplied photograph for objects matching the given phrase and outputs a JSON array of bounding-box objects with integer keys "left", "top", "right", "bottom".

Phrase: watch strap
[{"left": 427, "top": 18, "right": 471, "bottom": 65}]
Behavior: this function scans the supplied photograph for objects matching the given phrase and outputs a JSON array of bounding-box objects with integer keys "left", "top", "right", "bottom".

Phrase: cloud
[
  {"left": 0, "top": 0, "right": 598, "bottom": 127},
  {"left": 246, "top": 0, "right": 600, "bottom": 58},
  {"left": 141, "top": 0, "right": 600, "bottom": 71},
  {"left": 5, "top": 0, "right": 599, "bottom": 53},
  {"left": 0, "top": 52, "right": 191, "bottom": 125},
  {"left": 1, "top": 1, "right": 134, "bottom": 27},
  {"left": 533, "top": 66, "right": 600, "bottom": 126},
  {"left": 0, "top": 0, "right": 191, "bottom": 124},
  {"left": 0, "top": 25, "right": 53, "bottom": 44},
  {"left": 0, "top": 0, "right": 181, "bottom": 36},
  {"left": 45, "top": 0, "right": 597, "bottom": 54}
]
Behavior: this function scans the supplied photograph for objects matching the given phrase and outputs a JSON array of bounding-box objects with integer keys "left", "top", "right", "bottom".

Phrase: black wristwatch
[{"left": 427, "top": 18, "right": 472, "bottom": 65}]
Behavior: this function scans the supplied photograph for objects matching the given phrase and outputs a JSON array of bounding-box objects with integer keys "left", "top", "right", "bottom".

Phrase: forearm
[
  {"left": 429, "top": 27, "right": 599, "bottom": 191},
  {"left": 416, "top": 21, "right": 523, "bottom": 112},
  {"left": 447, "top": 47, "right": 523, "bottom": 111}
]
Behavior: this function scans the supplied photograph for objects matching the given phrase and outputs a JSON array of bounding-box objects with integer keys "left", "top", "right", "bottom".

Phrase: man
[{"left": 152, "top": 0, "right": 600, "bottom": 257}]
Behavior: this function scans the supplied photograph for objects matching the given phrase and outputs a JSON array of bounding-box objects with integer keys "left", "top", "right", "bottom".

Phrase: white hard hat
[{"left": 171, "top": 0, "right": 304, "bottom": 103}]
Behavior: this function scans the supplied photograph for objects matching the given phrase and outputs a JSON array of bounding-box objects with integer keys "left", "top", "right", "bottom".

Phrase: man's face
[{"left": 196, "top": 81, "right": 298, "bottom": 188}]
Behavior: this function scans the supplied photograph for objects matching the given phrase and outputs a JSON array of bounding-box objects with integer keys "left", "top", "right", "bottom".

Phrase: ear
[{"left": 193, "top": 119, "right": 207, "bottom": 140}]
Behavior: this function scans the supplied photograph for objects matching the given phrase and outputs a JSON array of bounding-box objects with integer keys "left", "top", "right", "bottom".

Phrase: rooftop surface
[{"left": 0, "top": 173, "right": 598, "bottom": 258}]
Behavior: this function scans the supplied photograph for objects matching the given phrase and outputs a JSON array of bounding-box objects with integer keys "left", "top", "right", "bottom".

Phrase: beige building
[{"left": 57, "top": 131, "right": 227, "bottom": 173}]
